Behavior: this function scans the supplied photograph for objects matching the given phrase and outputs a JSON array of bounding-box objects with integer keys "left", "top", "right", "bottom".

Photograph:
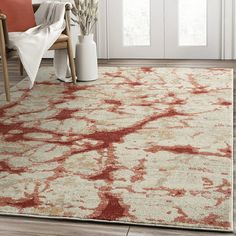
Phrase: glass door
[
  {"left": 106, "top": 0, "right": 222, "bottom": 59},
  {"left": 107, "top": 0, "right": 164, "bottom": 58},
  {"left": 165, "top": 0, "right": 222, "bottom": 59}
]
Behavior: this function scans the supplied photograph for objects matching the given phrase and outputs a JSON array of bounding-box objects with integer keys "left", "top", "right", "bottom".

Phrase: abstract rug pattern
[{"left": 0, "top": 67, "right": 233, "bottom": 231}]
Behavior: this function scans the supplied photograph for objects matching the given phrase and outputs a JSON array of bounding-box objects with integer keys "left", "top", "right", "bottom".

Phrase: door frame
[
  {"left": 233, "top": 0, "right": 236, "bottom": 59},
  {"left": 96, "top": 0, "right": 236, "bottom": 59},
  {"left": 221, "top": 0, "right": 235, "bottom": 59},
  {"left": 165, "top": 0, "right": 222, "bottom": 59}
]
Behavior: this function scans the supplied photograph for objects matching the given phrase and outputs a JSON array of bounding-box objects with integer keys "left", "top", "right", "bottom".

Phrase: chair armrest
[
  {"left": 0, "top": 13, "right": 6, "bottom": 20},
  {"left": 0, "top": 14, "right": 9, "bottom": 48},
  {"left": 64, "top": 3, "right": 73, "bottom": 33},
  {"left": 65, "top": 3, "right": 73, "bottom": 11}
]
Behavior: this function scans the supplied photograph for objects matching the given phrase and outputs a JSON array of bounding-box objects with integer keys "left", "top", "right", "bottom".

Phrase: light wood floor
[{"left": 0, "top": 59, "right": 235, "bottom": 236}]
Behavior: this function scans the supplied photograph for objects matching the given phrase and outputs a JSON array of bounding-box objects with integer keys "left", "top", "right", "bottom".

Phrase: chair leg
[
  {"left": 20, "top": 60, "right": 24, "bottom": 76},
  {"left": 1, "top": 53, "right": 10, "bottom": 101},
  {"left": 67, "top": 40, "right": 77, "bottom": 84},
  {"left": 0, "top": 22, "right": 10, "bottom": 101}
]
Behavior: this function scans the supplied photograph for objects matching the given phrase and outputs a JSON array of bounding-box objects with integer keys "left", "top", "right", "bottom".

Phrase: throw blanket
[{"left": 8, "top": 1, "right": 72, "bottom": 88}]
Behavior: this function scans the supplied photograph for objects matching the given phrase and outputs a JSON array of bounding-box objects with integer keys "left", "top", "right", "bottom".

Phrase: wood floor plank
[
  {"left": 0, "top": 217, "right": 129, "bottom": 236},
  {"left": 0, "top": 59, "right": 235, "bottom": 236},
  {"left": 0, "top": 59, "right": 53, "bottom": 95},
  {"left": 128, "top": 226, "right": 234, "bottom": 236}
]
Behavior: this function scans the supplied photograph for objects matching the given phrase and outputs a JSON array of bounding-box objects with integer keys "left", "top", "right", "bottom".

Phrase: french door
[
  {"left": 107, "top": 0, "right": 164, "bottom": 58},
  {"left": 106, "top": 0, "right": 222, "bottom": 59},
  {"left": 165, "top": 0, "right": 221, "bottom": 59}
]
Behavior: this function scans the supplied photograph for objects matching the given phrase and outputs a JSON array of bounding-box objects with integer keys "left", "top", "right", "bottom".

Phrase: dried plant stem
[{"left": 72, "top": 0, "right": 98, "bottom": 35}]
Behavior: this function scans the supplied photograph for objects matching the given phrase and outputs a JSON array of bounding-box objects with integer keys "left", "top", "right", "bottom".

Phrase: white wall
[
  {"left": 222, "top": 0, "right": 234, "bottom": 59},
  {"left": 222, "top": 0, "right": 236, "bottom": 60},
  {"left": 234, "top": 0, "right": 236, "bottom": 59},
  {"left": 96, "top": 0, "right": 108, "bottom": 59}
]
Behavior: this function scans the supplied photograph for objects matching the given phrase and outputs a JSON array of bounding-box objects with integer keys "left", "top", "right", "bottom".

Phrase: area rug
[{"left": 0, "top": 67, "right": 233, "bottom": 231}]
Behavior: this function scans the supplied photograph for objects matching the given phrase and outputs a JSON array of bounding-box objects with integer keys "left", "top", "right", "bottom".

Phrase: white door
[
  {"left": 105, "top": 0, "right": 222, "bottom": 59},
  {"left": 165, "top": 0, "right": 222, "bottom": 59},
  {"left": 107, "top": 0, "right": 164, "bottom": 59}
]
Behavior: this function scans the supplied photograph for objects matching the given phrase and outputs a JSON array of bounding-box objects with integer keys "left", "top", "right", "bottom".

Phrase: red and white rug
[{"left": 0, "top": 67, "right": 233, "bottom": 231}]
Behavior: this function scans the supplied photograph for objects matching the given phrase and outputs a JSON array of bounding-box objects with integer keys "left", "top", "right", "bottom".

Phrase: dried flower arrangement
[{"left": 72, "top": 0, "right": 99, "bottom": 36}]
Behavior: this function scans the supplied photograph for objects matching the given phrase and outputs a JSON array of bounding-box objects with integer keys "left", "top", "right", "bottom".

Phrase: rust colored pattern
[{"left": 0, "top": 67, "right": 233, "bottom": 231}]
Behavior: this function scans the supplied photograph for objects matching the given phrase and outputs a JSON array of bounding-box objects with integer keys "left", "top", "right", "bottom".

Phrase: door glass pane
[
  {"left": 179, "top": 0, "right": 207, "bottom": 46},
  {"left": 123, "top": 0, "right": 150, "bottom": 46}
]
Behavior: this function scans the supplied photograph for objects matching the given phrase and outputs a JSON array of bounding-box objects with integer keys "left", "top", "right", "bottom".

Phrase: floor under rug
[{"left": 0, "top": 67, "right": 233, "bottom": 231}]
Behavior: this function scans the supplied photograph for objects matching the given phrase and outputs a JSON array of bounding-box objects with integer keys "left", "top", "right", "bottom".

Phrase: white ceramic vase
[{"left": 75, "top": 34, "right": 98, "bottom": 82}]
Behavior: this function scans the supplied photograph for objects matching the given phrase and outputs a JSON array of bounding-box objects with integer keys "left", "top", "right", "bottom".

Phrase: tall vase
[{"left": 75, "top": 34, "right": 98, "bottom": 82}]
